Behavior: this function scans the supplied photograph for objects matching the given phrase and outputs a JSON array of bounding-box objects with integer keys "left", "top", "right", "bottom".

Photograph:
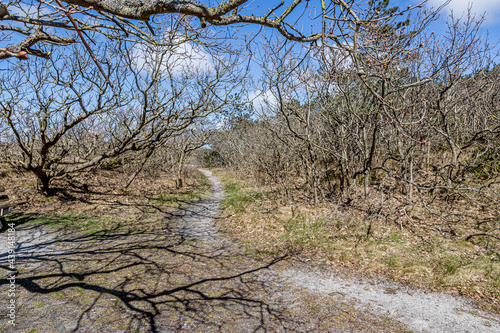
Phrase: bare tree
[
  {"left": 164, "top": 126, "right": 214, "bottom": 189},
  {"left": 0, "top": 31, "right": 244, "bottom": 192},
  {"left": 213, "top": 7, "right": 500, "bottom": 251},
  {"left": 0, "top": 0, "right": 430, "bottom": 61}
]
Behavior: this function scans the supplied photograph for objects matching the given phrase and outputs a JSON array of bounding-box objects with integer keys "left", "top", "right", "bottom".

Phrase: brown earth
[{"left": 0, "top": 168, "right": 408, "bottom": 332}]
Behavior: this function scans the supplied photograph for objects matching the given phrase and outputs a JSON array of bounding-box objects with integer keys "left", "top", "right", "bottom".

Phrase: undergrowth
[
  {"left": 150, "top": 170, "right": 211, "bottom": 207},
  {"left": 2, "top": 169, "right": 212, "bottom": 235},
  {"left": 214, "top": 168, "right": 500, "bottom": 314}
]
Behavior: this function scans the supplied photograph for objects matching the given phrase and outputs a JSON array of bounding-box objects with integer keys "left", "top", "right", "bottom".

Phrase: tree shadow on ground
[
  {"left": 0, "top": 211, "right": 407, "bottom": 332},
  {"left": 0, "top": 214, "right": 305, "bottom": 332}
]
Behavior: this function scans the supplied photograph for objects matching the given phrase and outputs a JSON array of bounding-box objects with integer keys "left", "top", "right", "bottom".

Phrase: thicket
[{"left": 211, "top": 14, "right": 500, "bottom": 253}]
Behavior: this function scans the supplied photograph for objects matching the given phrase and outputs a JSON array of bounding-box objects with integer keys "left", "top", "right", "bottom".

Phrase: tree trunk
[
  {"left": 175, "top": 150, "right": 186, "bottom": 189},
  {"left": 123, "top": 146, "right": 155, "bottom": 190},
  {"left": 36, "top": 171, "right": 51, "bottom": 194},
  {"left": 409, "top": 155, "right": 413, "bottom": 202}
]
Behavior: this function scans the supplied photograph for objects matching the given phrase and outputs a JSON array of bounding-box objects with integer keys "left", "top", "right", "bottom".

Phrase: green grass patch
[
  {"left": 4, "top": 212, "right": 117, "bottom": 233},
  {"left": 221, "top": 180, "right": 263, "bottom": 213}
]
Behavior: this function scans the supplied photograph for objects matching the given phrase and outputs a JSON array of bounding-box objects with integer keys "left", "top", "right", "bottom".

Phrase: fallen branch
[{"left": 466, "top": 227, "right": 500, "bottom": 241}]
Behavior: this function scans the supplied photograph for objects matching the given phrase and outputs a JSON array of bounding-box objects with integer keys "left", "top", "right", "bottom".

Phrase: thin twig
[{"left": 53, "top": 0, "right": 113, "bottom": 87}]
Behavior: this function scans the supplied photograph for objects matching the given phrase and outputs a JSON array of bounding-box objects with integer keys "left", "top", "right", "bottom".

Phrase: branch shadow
[{"left": 0, "top": 216, "right": 306, "bottom": 332}]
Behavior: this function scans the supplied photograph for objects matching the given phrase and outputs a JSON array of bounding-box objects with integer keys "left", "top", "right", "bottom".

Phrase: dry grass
[
  {"left": 0, "top": 163, "right": 211, "bottom": 233},
  {"left": 0, "top": 165, "right": 409, "bottom": 332},
  {"left": 214, "top": 168, "right": 500, "bottom": 314}
]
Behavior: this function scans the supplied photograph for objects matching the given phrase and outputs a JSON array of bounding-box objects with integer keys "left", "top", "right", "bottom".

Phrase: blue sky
[
  {"left": 245, "top": 0, "right": 500, "bottom": 111},
  {"left": 411, "top": 0, "right": 500, "bottom": 44}
]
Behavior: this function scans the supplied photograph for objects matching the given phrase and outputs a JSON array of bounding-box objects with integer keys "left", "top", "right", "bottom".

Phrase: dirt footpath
[{"left": 0, "top": 170, "right": 499, "bottom": 332}]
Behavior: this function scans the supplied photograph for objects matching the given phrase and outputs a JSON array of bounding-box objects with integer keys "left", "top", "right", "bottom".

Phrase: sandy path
[
  {"left": 169, "top": 169, "right": 225, "bottom": 242},
  {"left": 280, "top": 267, "right": 500, "bottom": 332},
  {"left": 0, "top": 169, "right": 499, "bottom": 332},
  {"left": 195, "top": 169, "right": 500, "bottom": 333}
]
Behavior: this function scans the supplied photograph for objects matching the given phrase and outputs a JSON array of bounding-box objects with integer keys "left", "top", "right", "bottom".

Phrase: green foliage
[
  {"left": 100, "top": 159, "right": 122, "bottom": 170},
  {"left": 466, "top": 149, "right": 500, "bottom": 179},
  {"left": 204, "top": 150, "right": 225, "bottom": 168},
  {"left": 320, "top": 170, "right": 340, "bottom": 184},
  {"left": 282, "top": 215, "right": 329, "bottom": 247},
  {"left": 224, "top": 182, "right": 240, "bottom": 194},
  {"left": 384, "top": 255, "right": 400, "bottom": 268},
  {"left": 151, "top": 190, "right": 202, "bottom": 206},
  {"left": 152, "top": 194, "right": 183, "bottom": 205},
  {"left": 371, "top": 0, "right": 399, "bottom": 16},
  {"left": 442, "top": 255, "right": 461, "bottom": 275}
]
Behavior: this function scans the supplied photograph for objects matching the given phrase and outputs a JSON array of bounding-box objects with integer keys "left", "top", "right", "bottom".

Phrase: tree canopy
[{"left": 0, "top": 0, "right": 428, "bottom": 60}]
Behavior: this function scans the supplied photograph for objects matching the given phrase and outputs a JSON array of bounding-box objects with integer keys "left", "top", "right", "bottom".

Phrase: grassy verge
[
  {"left": 214, "top": 169, "right": 500, "bottom": 313},
  {"left": 4, "top": 213, "right": 120, "bottom": 234}
]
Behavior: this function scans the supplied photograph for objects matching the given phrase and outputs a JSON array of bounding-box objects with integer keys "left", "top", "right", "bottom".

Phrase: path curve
[
  {"left": 194, "top": 169, "right": 500, "bottom": 333},
  {"left": 281, "top": 266, "right": 500, "bottom": 333},
  {"left": 168, "top": 169, "right": 225, "bottom": 241}
]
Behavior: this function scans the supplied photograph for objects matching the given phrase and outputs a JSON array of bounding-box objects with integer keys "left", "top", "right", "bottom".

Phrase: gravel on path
[
  {"left": 280, "top": 266, "right": 500, "bottom": 333},
  {"left": 168, "top": 169, "right": 225, "bottom": 242},
  {"left": 0, "top": 169, "right": 499, "bottom": 332}
]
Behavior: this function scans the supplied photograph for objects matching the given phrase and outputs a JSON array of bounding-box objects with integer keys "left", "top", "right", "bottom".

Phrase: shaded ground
[
  {"left": 169, "top": 170, "right": 224, "bottom": 242},
  {"left": 0, "top": 170, "right": 498, "bottom": 332},
  {"left": 0, "top": 170, "right": 406, "bottom": 332}
]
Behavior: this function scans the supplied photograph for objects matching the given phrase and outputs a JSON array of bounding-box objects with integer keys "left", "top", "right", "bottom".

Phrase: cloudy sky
[
  {"left": 420, "top": 0, "right": 500, "bottom": 44},
  {"left": 425, "top": 0, "right": 500, "bottom": 25}
]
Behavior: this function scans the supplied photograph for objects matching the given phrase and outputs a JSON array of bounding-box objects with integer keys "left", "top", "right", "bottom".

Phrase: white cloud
[
  {"left": 248, "top": 89, "right": 278, "bottom": 115},
  {"left": 168, "top": 42, "right": 213, "bottom": 76},
  {"left": 133, "top": 40, "right": 213, "bottom": 76},
  {"left": 427, "top": 0, "right": 500, "bottom": 24}
]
